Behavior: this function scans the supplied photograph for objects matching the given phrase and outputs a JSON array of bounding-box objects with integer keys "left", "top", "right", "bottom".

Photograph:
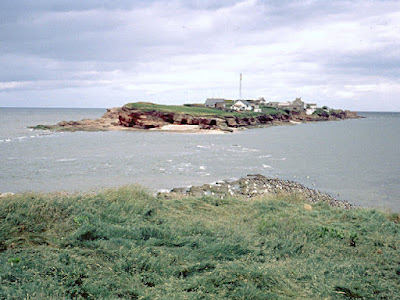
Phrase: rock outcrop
[
  {"left": 161, "top": 174, "right": 354, "bottom": 209},
  {"left": 32, "top": 104, "right": 361, "bottom": 132},
  {"left": 118, "top": 106, "right": 237, "bottom": 130},
  {"left": 32, "top": 107, "right": 123, "bottom": 131},
  {"left": 117, "top": 106, "right": 361, "bottom": 131}
]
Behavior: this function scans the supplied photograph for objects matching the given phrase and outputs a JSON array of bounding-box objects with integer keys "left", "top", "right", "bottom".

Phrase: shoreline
[
  {"left": 149, "top": 124, "right": 231, "bottom": 134},
  {"left": 160, "top": 174, "right": 355, "bottom": 209},
  {"left": 31, "top": 103, "right": 362, "bottom": 133},
  {"left": 1, "top": 174, "right": 355, "bottom": 210},
  {"left": 31, "top": 116, "right": 357, "bottom": 134}
]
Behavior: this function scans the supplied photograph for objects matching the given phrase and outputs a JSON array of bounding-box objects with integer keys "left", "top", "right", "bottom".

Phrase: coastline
[
  {"left": 149, "top": 124, "right": 231, "bottom": 134},
  {"left": 1, "top": 174, "right": 354, "bottom": 210},
  {"left": 31, "top": 102, "right": 362, "bottom": 133}
]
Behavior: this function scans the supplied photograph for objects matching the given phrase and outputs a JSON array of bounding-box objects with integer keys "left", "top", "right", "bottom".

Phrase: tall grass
[{"left": 1, "top": 187, "right": 399, "bottom": 299}]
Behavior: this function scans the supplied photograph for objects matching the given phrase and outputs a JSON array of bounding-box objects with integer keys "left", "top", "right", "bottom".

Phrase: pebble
[{"left": 166, "top": 174, "right": 354, "bottom": 209}]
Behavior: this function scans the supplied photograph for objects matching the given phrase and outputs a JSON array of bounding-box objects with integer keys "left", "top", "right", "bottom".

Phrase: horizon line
[{"left": 1, "top": 106, "right": 399, "bottom": 113}]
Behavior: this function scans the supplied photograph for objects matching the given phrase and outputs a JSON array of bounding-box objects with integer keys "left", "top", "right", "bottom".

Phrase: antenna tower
[{"left": 239, "top": 73, "right": 242, "bottom": 99}]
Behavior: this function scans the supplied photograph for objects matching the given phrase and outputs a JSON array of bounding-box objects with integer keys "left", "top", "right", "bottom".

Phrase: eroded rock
[{"left": 32, "top": 104, "right": 362, "bottom": 133}]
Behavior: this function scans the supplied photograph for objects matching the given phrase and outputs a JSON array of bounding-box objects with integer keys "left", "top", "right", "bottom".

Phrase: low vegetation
[
  {"left": 313, "top": 108, "right": 344, "bottom": 117},
  {"left": 123, "top": 102, "right": 270, "bottom": 118},
  {"left": 1, "top": 187, "right": 399, "bottom": 299},
  {"left": 260, "top": 106, "right": 288, "bottom": 116}
]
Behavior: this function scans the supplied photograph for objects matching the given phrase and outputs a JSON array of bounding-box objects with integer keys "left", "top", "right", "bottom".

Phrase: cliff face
[
  {"left": 117, "top": 106, "right": 360, "bottom": 131},
  {"left": 118, "top": 106, "right": 292, "bottom": 130},
  {"left": 32, "top": 105, "right": 361, "bottom": 132}
]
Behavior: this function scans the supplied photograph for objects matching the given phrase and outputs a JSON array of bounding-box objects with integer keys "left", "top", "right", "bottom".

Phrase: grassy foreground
[{"left": 0, "top": 187, "right": 399, "bottom": 299}]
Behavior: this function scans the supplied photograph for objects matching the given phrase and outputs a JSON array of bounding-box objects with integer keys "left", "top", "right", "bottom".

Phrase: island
[{"left": 33, "top": 99, "right": 361, "bottom": 133}]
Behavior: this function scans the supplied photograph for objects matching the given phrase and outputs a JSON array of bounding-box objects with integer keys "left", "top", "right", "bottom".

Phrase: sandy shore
[{"left": 149, "top": 124, "right": 230, "bottom": 134}]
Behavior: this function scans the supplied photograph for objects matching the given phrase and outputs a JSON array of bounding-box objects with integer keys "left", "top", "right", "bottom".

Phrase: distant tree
[{"left": 322, "top": 106, "right": 329, "bottom": 110}]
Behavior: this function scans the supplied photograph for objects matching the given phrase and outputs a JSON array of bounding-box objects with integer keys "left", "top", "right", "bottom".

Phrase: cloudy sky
[{"left": 0, "top": 0, "right": 399, "bottom": 111}]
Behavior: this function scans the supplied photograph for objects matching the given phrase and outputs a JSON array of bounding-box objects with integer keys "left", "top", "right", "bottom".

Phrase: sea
[{"left": 0, "top": 107, "right": 399, "bottom": 211}]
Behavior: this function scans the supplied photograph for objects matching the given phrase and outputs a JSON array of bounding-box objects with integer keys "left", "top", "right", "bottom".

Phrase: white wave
[
  {"left": 180, "top": 163, "right": 191, "bottom": 167},
  {"left": 242, "top": 148, "right": 260, "bottom": 152},
  {"left": 30, "top": 135, "right": 35, "bottom": 138},
  {"left": 225, "top": 177, "right": 238, "bottom": 182},
  {"left": 17, "top": 136, "right": 27, "bottom": 140},
  {"left": 262, "top": 164, "right": 273, "bottom": 168},
  {"left": 5, "top": 139, "right": 11, "bottom": 142},
  {"left": 226, "top": 148, "right": 258, "bottom": 153},
  {"left": 196, "top": 145, "right": 209, "bottom": 149},
  {"left": 56, "top": 158, "right": 77, "bottom": 162},
  {"left": 199, "top": 166, "right": 206, "bottom": 170},
  {"left": 166, "top": 159, "right": 172, "bottom": 162},
  {"left": 258, "top": 154, "right": 272, "bottom": 158}
]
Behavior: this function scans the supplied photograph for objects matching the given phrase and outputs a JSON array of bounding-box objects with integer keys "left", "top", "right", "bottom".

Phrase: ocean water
[{"left": 0, "top": 108, "right": 399, "bottom": 211}]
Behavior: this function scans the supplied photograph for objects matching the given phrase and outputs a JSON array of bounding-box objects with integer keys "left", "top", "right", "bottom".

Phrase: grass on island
[
  {"left": 1, "top": 187, "right": 399, "bottom": 299},
  {"left": 123, "top": 102, "right": 285, "bottom": 118},
  {"left": 260, "top": 105, "right": 289, "bottom": 116}
]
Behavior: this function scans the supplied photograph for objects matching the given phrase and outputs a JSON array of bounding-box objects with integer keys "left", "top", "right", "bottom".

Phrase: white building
[
  {"left": 306, "top": 103, "right": 317, "bottom": 115},
  {"left": 232, "top": 100, "right": 262, "bottom": 112}
]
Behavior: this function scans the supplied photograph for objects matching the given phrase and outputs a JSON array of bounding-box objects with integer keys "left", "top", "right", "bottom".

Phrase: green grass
[
  {"left": 313, "top": 108, "right": 344, "bottom": 117},
  {"left": 260, "top": 106, "right": 288, "bottom": 116},
  {"left": 1, "top": 188, "right": 399, "bottom": 299},
  {"left": 123, "top": 102, "right": 263, "bottom": 118}
]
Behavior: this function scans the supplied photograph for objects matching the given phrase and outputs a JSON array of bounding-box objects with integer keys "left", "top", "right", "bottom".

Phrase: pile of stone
[
  {"left": 0, "top": 192, "right": 14, "bottom": 198},
  {"left": 164, "top": 174, "right": 354, "bottom": 209}
]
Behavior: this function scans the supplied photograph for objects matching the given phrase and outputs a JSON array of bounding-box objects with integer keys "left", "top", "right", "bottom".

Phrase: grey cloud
[
  {"left": 328, "top": 49, "right": 400, "bottom": 78},
  {"left": 1, "top": 0, "right": 400, "bottom": 110}
]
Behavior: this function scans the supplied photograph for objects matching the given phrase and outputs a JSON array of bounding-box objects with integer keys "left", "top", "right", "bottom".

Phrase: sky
[{"left": 0, "top": 0, "right": 400, "bottom": 111}]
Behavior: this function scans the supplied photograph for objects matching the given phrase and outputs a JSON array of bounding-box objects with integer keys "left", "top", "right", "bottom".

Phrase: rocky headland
[
  {"left": 161, "top": 174, "right": 354, "bottom": 209},
  {"left": 32, "top": 102, "right": 361, "bottom": 133}
]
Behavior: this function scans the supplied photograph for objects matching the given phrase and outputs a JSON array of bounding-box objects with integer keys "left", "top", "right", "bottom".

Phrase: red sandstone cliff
[{"left": 33, "top": 106, "right": 361, "bottom": 132}]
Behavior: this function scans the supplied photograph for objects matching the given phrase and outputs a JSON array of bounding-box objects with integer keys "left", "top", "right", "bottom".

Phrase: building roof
[
  {"left": 234, "top": 100, "right": 255, "bottom": 107},
  {"left": 205, "top": 98, "right": 226, "bottom": 106}
]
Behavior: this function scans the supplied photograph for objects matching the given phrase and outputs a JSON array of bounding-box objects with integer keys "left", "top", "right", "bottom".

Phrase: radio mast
[{"left": 239, "top": 73, "right": 242, "bottom": 100}]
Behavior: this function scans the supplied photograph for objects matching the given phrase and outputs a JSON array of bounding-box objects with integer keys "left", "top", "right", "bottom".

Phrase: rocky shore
[
  {"left": 161, "top": 174, "right": 354, "bottom": 209},
  {"left": 118, "top": 105, "right": 360, "bottom": 132},
  {"left": 32, "top": 103, "right": 361, "bottom": 133}
]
